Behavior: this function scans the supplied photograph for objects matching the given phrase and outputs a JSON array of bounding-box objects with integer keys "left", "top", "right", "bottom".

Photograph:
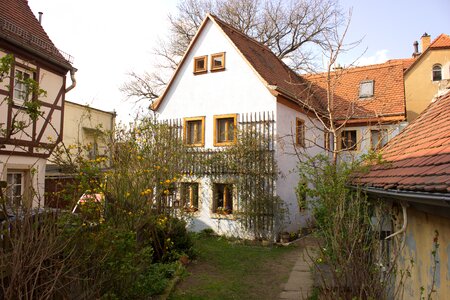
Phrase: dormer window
[
  {"left": 432, "top": 64, "right": 442, "bottom": 81},
  {"left": 359, "top": 80, "right": 374, "bottom": 98},
  {"left": 211, "top": 52, "right": 225, "bottom": 71},
  {"left": 193, "top": 55, "right": 207, "bottom": 74}
]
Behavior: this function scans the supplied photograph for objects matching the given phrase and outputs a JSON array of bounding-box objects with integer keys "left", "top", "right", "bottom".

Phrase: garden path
[{"left": 279, "top": 237, "right": 318, "bottom": 300}]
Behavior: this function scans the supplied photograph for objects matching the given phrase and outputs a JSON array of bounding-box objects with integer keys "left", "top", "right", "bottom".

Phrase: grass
[{"left": 170, "top": 233, "right": 300, "bottom": 300}]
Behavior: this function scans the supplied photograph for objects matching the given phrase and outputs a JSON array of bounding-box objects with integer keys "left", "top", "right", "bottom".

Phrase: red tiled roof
[
  {"left": 210, "top": 15, "right": 324, "bottom": 112},
  {"left": 305, "top": 61, "right": 406, "bottom": 121},
  {"left": 429, "top": 33, "right": 450, "bottom": 49},
  {"left": 0, "top": 0, "right": 71, "bottom": 68},
  {"left": 154, "top": 14, "right": 324, "bottom": 113},
  {"left": 355, "top": 91, "right": 450, "bottom": 194}
]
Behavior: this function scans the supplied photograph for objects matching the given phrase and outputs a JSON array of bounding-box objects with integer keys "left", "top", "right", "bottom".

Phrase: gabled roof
[
  {"left": 305, "top": 61, "right": 406, "bottom": 122},
  {"left": 428, "top": 33, "right": 450, "bottom": 49},
  {"left": 404, "top": 33, "right": 450, "bottom": 75},
  {"left": 355, "top": 91, "right": 450, "bottom": 195},
  {"left": 153, "top": 14, "right": 323, "bottom": 113},
  {"left": 0, "top": 0, "right": 72, "bottom": 69}
]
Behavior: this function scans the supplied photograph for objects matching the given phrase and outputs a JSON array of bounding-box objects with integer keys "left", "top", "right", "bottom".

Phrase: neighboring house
[
  {"left": 0, "top": 0, "right": 75, "bottom": 208},
  {"left": 154, "top": 14, "right": 326, "bottom": 235},
  {"left": 354, "top": 91, "right": 450, "bottom": 298},
  {"left": 45, "top": 101, "right": 116, "bottom": 208},
  {"left": 305, "top": 60, "right": 409, "bottom": 159},
  {"left": 405, "top": 33, "right": 450, "bottom": 121}
]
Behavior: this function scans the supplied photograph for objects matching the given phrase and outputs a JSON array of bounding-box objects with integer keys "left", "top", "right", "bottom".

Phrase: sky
[{"left": 27, "top": 0, "right": 450, "bottom": 123}]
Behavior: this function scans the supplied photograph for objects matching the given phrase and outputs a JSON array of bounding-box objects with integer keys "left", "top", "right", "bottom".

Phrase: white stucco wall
[
  {"left": 338, "top": 122, "right": 408, "bottom": 162},
  {"left": 158, "top": 20, "right": 277, "bottom": 148},
  {"left": 157, "top": 20, "right": 277, "bottom": 235},
  {"left": 275, "top": 102, "right": 325, "bottom": 231}
]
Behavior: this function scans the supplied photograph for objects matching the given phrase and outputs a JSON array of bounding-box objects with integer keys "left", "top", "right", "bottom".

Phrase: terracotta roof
[
  {"left": 154, "top": 14, "right": 324, "bottom": 113},
  {"left": 355, "top": 91, "right": 450, "bottom": 194},
  {"left": 386, "top": 58, "right": 416, "bottom": 70},
  {"left": 429, "top": 33, "right": 450, "bottom": 49},
  {"left": 0, "top": 0, "right": 72, "bottom": 69},
  {"left": 305, "top": 61, "right": 406, "bottom": 121}
]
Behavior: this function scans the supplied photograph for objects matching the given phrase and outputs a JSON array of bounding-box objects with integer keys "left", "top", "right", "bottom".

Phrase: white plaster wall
[
  {"left": 0, "top": 155, "right": 47, "bottom": 207},
  {"left": 275, "top": 102, "right": 325, "bottom": 231},
  {"left": 158, "top": 20, "right": 277, "bottom": 149},
  {"left": 339, "top": 122, "right": 407, "bottom": 162},
  {"left": 157, "top": 19, "right": 277, "bottom": 235}
]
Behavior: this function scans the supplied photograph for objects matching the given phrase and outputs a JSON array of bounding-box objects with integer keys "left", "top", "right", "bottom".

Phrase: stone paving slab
[{"left": 279, "top": 238, "right": 317, "bottom": 300}]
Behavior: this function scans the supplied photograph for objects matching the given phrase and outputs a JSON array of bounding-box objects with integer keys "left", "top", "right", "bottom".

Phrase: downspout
[
  {"left": 65, "top": 67, "right": 77, "bottom": 93},
  {"left": 385, "top": 201, "right": 408, "bottom": 240}
]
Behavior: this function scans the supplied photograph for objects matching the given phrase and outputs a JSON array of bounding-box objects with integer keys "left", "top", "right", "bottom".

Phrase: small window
[
  {"left": 193, "top": 55, "right": 207, "bottom": 74},
  {"left": 13, "top": 69, "right": 31, "bottom": 104},
  {"left": 6, "top": 172, "right": 24, "bottom": 206},
  {"left": 295, "top": 118, "right": 305, "bottom": 147},
  {"left": 432, "top": 64, "right": 442, "bottom": 81},
  {"left": 211, "top": 52, "right": 225, "bottom": 71},
  {"left": 213, "top": 183, "right": 233, "bottom": 214},
  {"left": 184, "top": 117, "right": 205, "bottom": 146},
  {"left": 214, "top": 114, "right": 237, "bottom": 146},
  {"left": 324, "top": 131, "right": 331, "bottom": 150},
  {"left": 180, "top": 182, "right": 199, "bottom": 212},
  {"left": 341, "top": 130, "right": 358, "bottom": 151},
  {"left": 371, "top": 129, "right": 388, "bottom": 150},
  {"left": 359, "top": 80, "right": 374, "bottom": 98}
]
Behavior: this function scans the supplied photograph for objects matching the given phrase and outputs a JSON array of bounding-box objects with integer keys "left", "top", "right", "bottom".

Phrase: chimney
[
  {"left": 412, "top": 41, "right": 420, "bottom": 57},
  {"left": 38, "top": 12, "right": 43, "bottom": 24},
  {"left": 421, "top": 32, "right": 431, "bottom": 52}
]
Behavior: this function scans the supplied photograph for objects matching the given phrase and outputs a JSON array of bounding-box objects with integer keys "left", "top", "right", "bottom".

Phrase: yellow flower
[
  {"left": 165, "top": 179, "right": 171, "bottom": 184},
  {"left": 155, "top": 166, "right": 161, "bottom": 170},
  {"left": 125, "top": 192, "right": 130, "bottom": 198}
]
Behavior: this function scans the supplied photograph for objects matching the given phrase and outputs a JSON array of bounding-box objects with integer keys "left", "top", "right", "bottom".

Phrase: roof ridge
[
  {"left": 306, "top": 60, "right": 405, "bottom": 78},
  {"left": 208, "top": 14, "right": 273, "bottom": 53}
]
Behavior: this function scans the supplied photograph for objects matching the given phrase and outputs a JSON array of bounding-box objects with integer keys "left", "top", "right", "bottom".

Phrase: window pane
[
  {"left": 196, "top": 59, "right": 205, "bottom": 70},
  {"left": 186, "top": 120, "right": 202, "bottom": 145},
  {"left": 217, "top": 118, "right": 234, "bottom": 143},
  {"left": 432, "top": 65, "right": 442, "bottom": 81},
  {"left": 213, "top": 56, "right": 223, "bottom": 67},
  {"left": 214, "top": 184, "right": 233, "bottom": 213},
  {"left": 359, "top": 81, "right": 374, "bottom": 98},
  {"left": 341, "top": 131, "right": 357, "bottom": 150}
]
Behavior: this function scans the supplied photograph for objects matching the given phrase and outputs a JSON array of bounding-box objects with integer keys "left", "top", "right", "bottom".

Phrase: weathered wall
[
  {"left": 405, "top": 49, "right": 450, "bottom": 121},
  {"left": 399, "top": 207, "right": 450, "bottom": 299},
  {"left": 275, "top": 101, "right": 324, "bottom": 231}
]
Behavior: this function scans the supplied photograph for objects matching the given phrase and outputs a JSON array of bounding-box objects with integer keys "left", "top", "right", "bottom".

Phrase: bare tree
[{"left": 121, "top": 0, "right": 343, "bottom": 105}]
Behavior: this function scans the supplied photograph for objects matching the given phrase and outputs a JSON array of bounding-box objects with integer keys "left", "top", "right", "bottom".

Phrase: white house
[{"left": 154, "top": 14, "right": 325, "bottom": 236}]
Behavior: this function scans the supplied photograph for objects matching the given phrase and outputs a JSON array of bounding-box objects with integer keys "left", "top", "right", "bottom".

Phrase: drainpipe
[{"left": 65, "top": 67, "right": 77, "bottom": 93}]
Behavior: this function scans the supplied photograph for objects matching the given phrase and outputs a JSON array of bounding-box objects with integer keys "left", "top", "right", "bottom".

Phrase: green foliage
[{"left": 298, "top": 154, "right": 393, "bottom": 298}]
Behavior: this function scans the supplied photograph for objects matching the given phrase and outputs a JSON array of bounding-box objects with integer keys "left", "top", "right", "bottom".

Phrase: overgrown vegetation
[{"left": 298, "top": 154, "right": 406, "bottom": 299}]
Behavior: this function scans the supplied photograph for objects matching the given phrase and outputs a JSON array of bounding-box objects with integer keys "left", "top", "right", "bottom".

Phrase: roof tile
[{"left": 355, "top": 91, "right": 450, "bottom": 195}]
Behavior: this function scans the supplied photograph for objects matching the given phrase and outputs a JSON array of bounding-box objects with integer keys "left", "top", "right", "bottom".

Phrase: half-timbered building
[{"left": 0, "top": 0, "right": 75, "bottom": 207}]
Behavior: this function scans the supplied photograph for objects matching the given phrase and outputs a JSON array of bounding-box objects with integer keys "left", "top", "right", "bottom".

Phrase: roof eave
[
  {"left": 0, "top": 32, "right": 72, "bottom": 71},
  {"left": 360, "top": 186, "right": 450, "bottom": 207}
]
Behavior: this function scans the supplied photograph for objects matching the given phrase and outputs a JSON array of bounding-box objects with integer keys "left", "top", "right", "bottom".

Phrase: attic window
[
  {"left": 432, "top": 64, "right": 442, "bottom": 81},
  {"left": 193, "top": 56, "right": 207, "bottom": 74},
  {"left": 211, "top": 52, "right": 225, "bottom": 71},
  {"left": 359, "top": 80, "right": 374, "bottom": 98}
]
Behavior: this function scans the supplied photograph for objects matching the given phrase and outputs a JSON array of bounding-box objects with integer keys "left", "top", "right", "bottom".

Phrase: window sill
[
  {"left": 211, "top": 213, "right": 235, "bottom": 220},
  {"left": 193, "top": 70, "right": 207, "bottom": 75},
  {"left": 185, "top": 143, "right": 205, "bottom": 147},
  {"left": 213, "top": 141, "right": 236, "bottom": 147},
  {"left": 211, "top": 67, "right": 225, "bottom": 72}
]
